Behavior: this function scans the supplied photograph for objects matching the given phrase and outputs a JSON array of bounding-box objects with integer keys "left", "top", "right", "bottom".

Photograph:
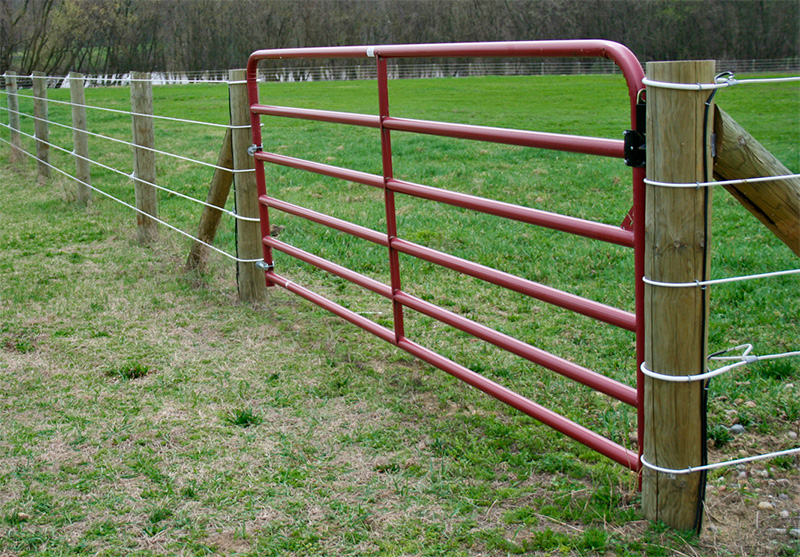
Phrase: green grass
[{"left": 0, "top": 73, "right": 798, "bottom": 555}]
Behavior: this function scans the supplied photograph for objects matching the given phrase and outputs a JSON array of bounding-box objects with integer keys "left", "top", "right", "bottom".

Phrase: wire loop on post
[
  {"left": 640, "top": 348, "right": 800, "bottom": 383},
  {"left": 641, "top": 448, "right": 800, "bottom": 476},
  {"left": 643, "top": 74, "right": 800, "bottom": 91},
  {"left": 643, "top": 268, "right": 800, "bottom": 288},
  {"left": 644, "top": 174, "right": 800, "bottom": 189}
]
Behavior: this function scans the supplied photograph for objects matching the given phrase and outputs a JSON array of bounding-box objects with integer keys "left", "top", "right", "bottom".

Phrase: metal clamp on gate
[
  {"left": 247, "top": 144, "right": 262, "bottom": 156},
  {"left": 255, "top": 260, "right": 274, "bottom": 271}
]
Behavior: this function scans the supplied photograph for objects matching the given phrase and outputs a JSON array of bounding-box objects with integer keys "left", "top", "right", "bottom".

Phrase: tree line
[{"left": 1, "top": 0, "right": 798, "bottom": 76}]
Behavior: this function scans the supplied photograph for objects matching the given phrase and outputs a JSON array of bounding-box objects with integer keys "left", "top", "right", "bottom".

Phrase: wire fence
[
  {"left": 637, "top": 72, "right": 800, "bottom": 477},
  {"left": 1, "top": 57, "right": 798, "bottom": 88},
  {"left": 0, "top": 67, "right": 798, "bottom": 477},
  {"left": 0, "top": 74, "right": 260, "bottom": 265}
]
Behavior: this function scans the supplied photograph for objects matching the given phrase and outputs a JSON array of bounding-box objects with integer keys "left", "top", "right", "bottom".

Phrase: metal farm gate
[{"left": 245, "top": 41, "right": 646, "bottom": 471}]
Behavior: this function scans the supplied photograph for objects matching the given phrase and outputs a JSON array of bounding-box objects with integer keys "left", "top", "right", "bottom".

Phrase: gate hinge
[
  {"left": 247, "top": 144, "right": 262, "bottom": 156},
  {"left": 624, "top": 130, "right": 646, "bottom": 168}
]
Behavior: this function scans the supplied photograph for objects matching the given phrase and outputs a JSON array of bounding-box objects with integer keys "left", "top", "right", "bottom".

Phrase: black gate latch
[
  {"left": 624, "top": 93, "right": 646, "bottom": 167},
  {"left": 624, "top": 129, "right": 646, "bottom": 168}
]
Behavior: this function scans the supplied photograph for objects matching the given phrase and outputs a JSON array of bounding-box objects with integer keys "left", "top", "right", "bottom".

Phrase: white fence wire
[
  {"left": 639, "top": 71, "right": 799, "bottom": 476},
  {"left": 0, "top": 67, "right": 798, "bottom": 476},
  {"left": 0, "top": 78, "right": 262, "bottom": 264}
]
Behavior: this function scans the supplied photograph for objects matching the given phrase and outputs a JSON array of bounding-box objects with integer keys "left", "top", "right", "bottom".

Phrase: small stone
[
  {"left": 706, "top": 523, "right": 719, "bottom": 533},
  {"left": 718, "top": 485, "right": 727, "bottom": 493},
  {"left": 780, "top": 510, "right": 790, "bottom": 518},
  {"left": 738, "top": 470, "right": 748, "bottom": 479},
  {"left": 729, "top": 424, "right": 746, "bottom": 435},
  {"left": 758, "top": 501, "right": 775, "bottom": 510},
  {"left": 734, "top": 398, "right": 745, "bottom": 405},
  {"left": 788, "top": 430, "right": 798, "bottom": 440},
  {"left": 744, "top": 400, "right": 757, "bottom": 408},
  {"left": 785, "top": 383, "right": 795, "bottom": 390},
  {"left": 756, "top": 469, "right": 770, "bottom": 478},
  {"left": 17, "top": 512, "right": 30, "bottom": 520},
  {"left": 779, "top": 493, "right": 789, "bottom": 501},
  {"left": 790, "top": 529, "right": 800, "bottom": 539},
  {"left": 767, "top": 528, "right": 787, "bottom": 535}
]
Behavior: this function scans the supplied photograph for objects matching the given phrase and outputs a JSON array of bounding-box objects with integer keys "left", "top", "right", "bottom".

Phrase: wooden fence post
[
  {"left": 229, "top": 68, "right": 267, "bottom": 303},
  {"left": 5, "top": 71, "right": 22, "bottom": 162},
  {"left": 714, "top": 107, "right": 800, "bottom": 257},
  {"left": 69, "top": 72, "right": 91, "bottom": 204},
  {"left": 130, "top": 71, "right": 159, "bottom": 243},
  {"left": 642, "top": 60, "right": 715, "bottom": 532},
  {"left": 186, "top": 127, "right": 234, "bottom": 272},
  {"left": 32, "top": 71, "right": 50, "bottom": 179}
]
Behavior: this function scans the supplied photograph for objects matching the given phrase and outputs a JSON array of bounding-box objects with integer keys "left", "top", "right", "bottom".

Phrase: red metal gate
[{"left": 246, "top": 41, "right": 646, "bottom": 471}]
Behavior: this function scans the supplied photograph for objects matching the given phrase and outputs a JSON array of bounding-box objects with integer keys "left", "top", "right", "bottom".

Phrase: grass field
[{"left": 0, "top": 71, "right": 798, "bottom": 556}]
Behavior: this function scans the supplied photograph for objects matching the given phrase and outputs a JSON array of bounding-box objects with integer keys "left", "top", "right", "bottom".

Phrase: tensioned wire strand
[
  {"left": 640, "top": 448, "right": 800, "bottom": 476},
  {"left": 0, "top": 121, "right": 260, "bottom": 223},
  {"left": 0, "top": 120, "right": 251, "bottom": 218},
  {"left": 0, "top": 104, "right": 254, "bottom": 174},
  {"left": 640, "top": 349, "right": 800, "bottom": 383},
  {"left": 6, "top": 73, "right": 241, "bottom": 85},
  {"left": 0, "top": 134, "right": 263, "bottom": 264},
  {"left": 0, "top": 88, "right": 248, "bottom": 129},
  {"left": 642, "top": 74, "right": 800, "bottom": 90},
  {"left": 643, "top": 268, "right": 800, "bottom": 288},
  {"left": 644, "top": 174, "right": 800, "bottom": 189}
]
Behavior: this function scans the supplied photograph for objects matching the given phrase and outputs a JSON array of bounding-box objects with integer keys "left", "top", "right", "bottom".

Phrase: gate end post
[{"left": 642, "top": 59, "right": 715, "bottom": 533}]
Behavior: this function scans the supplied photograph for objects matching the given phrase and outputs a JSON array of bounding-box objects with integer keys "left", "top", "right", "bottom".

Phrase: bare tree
[{"left": 0, "top": 0, "right": 797, "bottom": 76}]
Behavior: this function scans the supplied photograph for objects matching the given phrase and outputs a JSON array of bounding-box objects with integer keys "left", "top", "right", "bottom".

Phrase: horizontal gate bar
[
  {"left": 252, "top": 104, "right": 381, "bottom": 128},
  {"left": 252, "top": 104, "right": 623, "bottom": 158},
  {"left": 395, "top": 336, "right": 640, "bottom": 471},
  {"left": 257, "top": 151, "right": 384, "bottom": 188},
  {"left": 383, "top": 117, "right": 624, "bottom": 158},
  {"left": 266, "top": 270, "right": 397, "bottom": 345},
  {"left": 386, "top": 178, "right": 635, "bottom": 247},
  {"left": 248, "top": 40, "right": 645, "bottom": 106},
  {"left": 264, "top": 236, "right": 392, "bottom": 298},
  {"left": 394, "top": 291, "right": 637, "bottom": 407},
  {"left": 260, "top": 195, "right": 388, "bottom": 246},
  {"left": 391, "top": 238, "right": 636, "bottom": 331}
]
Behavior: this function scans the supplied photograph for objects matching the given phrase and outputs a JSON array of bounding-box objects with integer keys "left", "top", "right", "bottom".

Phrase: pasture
[{"left": 0, "top": 73, "right": 798, "bottom": 555}]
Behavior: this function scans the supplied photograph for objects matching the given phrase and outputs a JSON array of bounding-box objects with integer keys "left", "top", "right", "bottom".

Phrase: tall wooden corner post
[
  {"left": 642, "top": 60, "right": 715, "bottom": 532},
  {"left": 229, "top": 69, "right": 267, "bottom": 303}
]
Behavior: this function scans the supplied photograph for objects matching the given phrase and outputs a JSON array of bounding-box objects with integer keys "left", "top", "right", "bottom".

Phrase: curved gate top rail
[{"left": 246, "top": 40, "right": 646, "bottom": 472}]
